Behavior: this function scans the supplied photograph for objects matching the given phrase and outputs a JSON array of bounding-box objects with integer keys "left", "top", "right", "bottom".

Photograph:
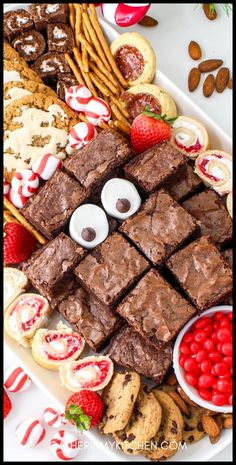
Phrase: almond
[
  {"left": 198, "top": 59, "right": 223, "bottom": 72},
  {"left": 202, "top": 414, "right": 221, "bottom": 437},
  {"left": 188, "top": 41, "right": 202, "bottom": 60},
  {"left": 228, "top": 78, "right": 233, "bottom": 89},
  {"left": 203, "top": 74, "right": 215, "bottom": 97},
  {"left": 168, "top": 391, "right": 189, "bottom": 416},
  {"left": 166, "top": 371, "right": 177, "bottom": 386},
  {"left": 203, "top": 4, "right": 217, "bottom": 20},
  {"left": 216, "top": 67, "right": 230, "bottom": 92},
  {"left": 177, "top": 386, "right": 198, "bottom": 407},
  {"left": 188, "top": 67, "right": 201, "bottom": 92},
  {"left": 138, "top": 15, "right": 158, "bottom": 27},
  {"left": 223, "top": 416, "right": 233, "bottom": 429},
  {"left": 209, "top": 433, "right": 221, "bottom": 444}
]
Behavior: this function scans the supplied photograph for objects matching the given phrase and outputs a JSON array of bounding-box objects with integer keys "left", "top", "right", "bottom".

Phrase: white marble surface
[{"left": 4, "top": 2, "right": 232, "bottom": 462}]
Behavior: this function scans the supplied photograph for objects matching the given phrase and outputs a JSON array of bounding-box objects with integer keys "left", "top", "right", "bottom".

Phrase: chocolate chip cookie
[{"left": 183, "top": 406, "right": 206, "bottom": 444}]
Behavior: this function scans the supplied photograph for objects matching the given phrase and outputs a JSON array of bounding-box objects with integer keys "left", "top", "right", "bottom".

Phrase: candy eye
[
  {"left": 101, "top": 178, "right": 141, "bottom": 221},
  {"left": 69, "top": 204, "right": 109, "bottom": 249}
]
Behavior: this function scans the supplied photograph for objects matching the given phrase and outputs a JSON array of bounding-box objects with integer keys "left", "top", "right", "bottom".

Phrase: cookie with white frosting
[
  {"left": 101, "top": 178, "right": 141, "bottom": 221},
  {"left": 69, "top": 204, "right": 109, "bottom": 249},
  {"left": 4, "top": 80, "right": 56, "bottom": 107}
]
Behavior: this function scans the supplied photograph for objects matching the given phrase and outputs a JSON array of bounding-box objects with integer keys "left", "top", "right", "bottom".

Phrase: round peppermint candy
[
  {"left": 43, "top": 407, "right": 66, "bottom": 428},
  {"left": 8, "top": 188, "right": 28, "bottom": 209},
  {"left": 50, "top": 430, "right": 80, "bottom": 460},
  {"left": 4, "top": 365, "right": 32, "bottom": 393},
  {"left": 85, "top": 97, "right": 111, "bottom": 126},
  {"left": 32, "top": 153, "right": 62, "bottom": 180},
  {"left": 11, "top": 169, "right": 39, "bottom": 198},
  {"left": 15, "top": 418, "right": 46, "bottom": 448},
  {"left": 69, "top": 122, "right": 97, "bottom": 150},
  {"left": 65, "top": 85, "right": 92, "bottom": 112}
]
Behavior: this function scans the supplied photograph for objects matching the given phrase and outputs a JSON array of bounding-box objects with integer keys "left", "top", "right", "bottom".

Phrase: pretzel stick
[
  {"left": 3, "top": 197, "right": 47, "bottom": 245},
  {"left": 78, "top": 112, "right": 109, "bottom": 130},
  {"left": 82, "top": 11, "right": 111, "bottom": 71},
  {"left": 89, "top": 62, "right": 119, "bottom": 95},
  {"left": 89, "top": 3, "right": 128, "bottom": 88},
  {"left": 82, "top": 3, "right": 88, "bottom": 12},
  {"left": 109, "top": 94, "right": 130, "bottom": 118},
  {"left": 64, "top": 53, "right": 85, "bottom": 85},
  {"left": 81, "top": 44, "right": 89, "bottom": 72},
  {"left": 74, "top": 4, "right": 82, "bottom": 48},
  {"left": 110, "top": 103, "right": 130, "bottom": 127},
  {"left": 82, "top": 17, "right": 92, "bottom": 44},
  {"left": 90, "top": 72, "right": 111, "bottom": 97},
  {"left": 69, "top": 4, "right": 76, "bottom": 31},
  {"left": 114, "top": 119, "right": 131, "bottom": 136},
  {"left": 73, "top": 47, "right": 98, "bottom": 96},
  {"left": 108, "top": 120, "right": 116, "bottom": 130},
  {"left": 4, "top": 210, "right": 19, "bottom": 224}
]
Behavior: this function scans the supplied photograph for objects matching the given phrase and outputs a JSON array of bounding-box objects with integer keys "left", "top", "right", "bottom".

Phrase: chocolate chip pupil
[
  {"left": 81, "top": 227, "right": 96, "bottom": 242},
  {"left": 116, "top": 198, "right": 131, "bottom": 213}
]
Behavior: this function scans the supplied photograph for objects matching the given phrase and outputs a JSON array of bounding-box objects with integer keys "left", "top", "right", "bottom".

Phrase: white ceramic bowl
[{"left": 173, "top": 305, "right": 232, "bottom": 413}]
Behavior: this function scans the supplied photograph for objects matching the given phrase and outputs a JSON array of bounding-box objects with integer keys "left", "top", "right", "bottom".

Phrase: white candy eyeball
[
  {"left": 101, "top": 178, "right": 141, "bottom": 221},
  {"left": 69, "top": 204, "right": 109, "bottom": 249}
]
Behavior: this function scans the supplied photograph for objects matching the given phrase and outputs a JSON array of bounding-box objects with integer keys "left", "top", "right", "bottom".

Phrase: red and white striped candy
[
  {"left": 65, "top": 85, "right": 92, "bottom": 112},
  {"left": 4, "top": 180, "right": 10, "bottom": 196},
  {"left": 43, "top": 407, "right": 66, "bottom": 429},
  {"left": 50, "top": 430, "right": 80, "bottom": 460},
  {"left": 8, "top": 188, "right": 28, "bottom": 209},
  {"left": 69, "top": 122, "right": 97, "bottom": 150},
  {"left": 4, "top": 365, "right": 32, "bottom": 393},
  {"left": 11, "top": 169, "right": 39, "bottom": 198},
  {"left": 85, "top": 97, "right": 111, "bottom": 126},
  {"left": 15, "top": 418, "right": 46, "bottom": 448},
  {"left": 100, "top": 3, "right": 151, "bottom": 27},
  {"left": 32, "top": 153, "right": 62, "bottom": 180}
]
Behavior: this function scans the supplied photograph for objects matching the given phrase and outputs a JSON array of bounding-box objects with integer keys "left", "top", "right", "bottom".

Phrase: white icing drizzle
[
  {"left": 53, "top": 26, "right": 67, "bottom": 39},
  {"left": 46, "top": 4, "right": 60, "bottom": 14},
  {"left": 4, "top": 69, "right": 22, "bottom": 83},
  {"left": 4, "top": 87, "right": 32, "bottom": 107}
]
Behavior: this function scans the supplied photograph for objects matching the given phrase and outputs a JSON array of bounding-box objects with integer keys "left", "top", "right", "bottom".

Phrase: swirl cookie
[
  {"left": 59, "top": 356, "right": 113, "bottom": 391},
  {"left": 4, "top": 293, "right": 52, "bottom": 348},
  {"left": 31, "top": 322, "right": 85, "bottom": 370},
  {"left": 113, "top": 386, "right": 162, "bottom": 455},
  {"left": 4, "top": 93, "right": 79, "bottom": 181},
  {"left": 4, "top": 268, "right": 28, "bottom": 311},
  {"left": 99, "top": 371, "right": 141, "bottom": 435},
  {"left": 195, "top": 150, "right": 232, "bottom": 196},
  {"left": 144, "top": 389, "right": 184, "bottom": 461},
  {"left": 171, "top": 116, "right": 210, "bottom": 158},
  {"left": 4, "top": 57, "right": 42, "bottom": 85},
  {"left": 4, "top": 80, "right": 56, "bottom": 107}
]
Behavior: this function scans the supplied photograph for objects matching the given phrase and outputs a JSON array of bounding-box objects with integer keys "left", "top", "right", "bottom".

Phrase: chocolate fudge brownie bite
[
  {"left": 117, "top": 269, "right": 196, "bottom": 345},
  {"left": 124, "top": 142, "right": 186, "bottom": 195},
  {"left": 121, "top": 189, "right": 198, "bottom": 266},
  {"left": 47, "top": 23, "right": 75, "bottom": 53},
  {"left": 58, "top": 287, "right": 122, "bottom": 352},
  {"left": 166, "top": 236, "right": 233, "bottom": 312},
  {"left": 64, "top": 129, "right": 132, "bottom": 194},
  {"left": 74, "top": 233, "right": 150, "bottom": 307},
  {"left": 182, "top": 190, "right": 232, "bottom": 248},
  {"left": 28, "top": 4, "right": 68, "bottom": 31},
  {"left": 222, "top": 249, "right": 233, "bottom": 268},
  {"left": 22, "top": 171, "right": 86, "bottom": 240},
  {"left": 12, "top": 30, "right": 46, "bottom": 63},
  {"left": 106, "top": 325, "right": 173, "bottom": 384},
  {"left": 31, "top": 52, "right": 71, "bottom": 81},
  {"left": 4, "top": 9, "right": 34, "bottom": 42},
  {"left": 43, "top": 273, "right": 78, "bottom": 309},
  {"left": 56, "top": 73, "right": 78, "bottom": 100},
  {"left": 167, "top": 163, "right": 203, "bottom": 201}
]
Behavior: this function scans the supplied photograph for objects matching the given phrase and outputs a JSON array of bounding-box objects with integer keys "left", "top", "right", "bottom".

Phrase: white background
[{"left": 4, "top": 2, "right": 232, "bottom": 462}]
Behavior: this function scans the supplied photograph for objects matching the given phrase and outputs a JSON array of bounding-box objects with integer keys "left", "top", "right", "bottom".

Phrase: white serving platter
[{"left": 4, "top": 3, "right": 232, "bottom": 462}]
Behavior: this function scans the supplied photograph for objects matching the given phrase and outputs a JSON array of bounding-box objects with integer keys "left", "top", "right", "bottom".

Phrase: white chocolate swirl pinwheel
[
  {"left": 171, "top": 116, "right": 210, "bottom": 158},
  {"left": 31, "top": 322, "right": 85, "bottom": 370},
  {"left": 4, "top": 268, "right": 28, "bottom": 311},
  {"left": 4, "top": 293, "right": 51, "bottom": 348},
  {"left": 59, "top": 356, "right": 114, "bottom": 392},
  {"left": 194, "top": 150, "right": 232, "bottom": 196},
  {"left": 226, "top": 192, "right": 232, "bottom": 218}
]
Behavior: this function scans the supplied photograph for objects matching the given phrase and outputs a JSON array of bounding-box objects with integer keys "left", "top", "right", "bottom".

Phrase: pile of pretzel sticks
[{"left": 66, "top": 3, "right": 131, "bottom": 136}]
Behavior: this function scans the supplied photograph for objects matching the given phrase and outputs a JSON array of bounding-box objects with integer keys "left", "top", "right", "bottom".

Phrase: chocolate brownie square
[
  {"left": 117, "top": 269, "right": 196, "bottom": 345},
  {"left": 4, "top": 9, "right": 34, "bottom": 42},
  {"left": 167, "top": 163, "right": 203, "bottom": 201},
  {"left": 28, "top": 4, "right": 68, "bottom": 31},
  {"left": 223, "top": 249, "right": 233, "bottom": 269},
  {"left": 166, "top": 236, "right": 233, "bottom": 312},
  {"left": 121, "top": 189, "right": 198, "bottom": 266},
  {"left": 106, "top": 325, "right": 173, "bottom": 384},
  {"left": 124, "top": 142, "right": 186, "bottom": 195},
  {"left": 22, "top": 170, "right": 86, "bottom": 240},
  {"left": 182, "top": 190, "right": 232, "bottom": 247},
  {"left": 58, "top": 287, "right": 122, "bottom": 351},
  {"left": 63, "top": 129, "right": 132, "bottom": 194},
  {"left": 44, "top": 273, "right": 78, "bottom": 309},
  {"left": 74, "top": 233, "right": 150, "bottom": 307}
]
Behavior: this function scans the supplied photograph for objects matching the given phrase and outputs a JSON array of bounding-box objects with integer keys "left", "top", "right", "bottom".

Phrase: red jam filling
[
  {"left": 199, "top": 157, "right": 222, "bottom": 182},
  {"left": 121, "top": 91, "right": 161, "bottom": 121},
  {"left": 73, "top": 360, "right": 110, "bottom": 388},
  {"left": 115, "top": 45, "right": 144, "bottom": 81},
  {"left": 179, "top": 311, "right": 233, "bottom": 407},
  {"left": 44, "top": 333, "right": 82, "bottom": 361},
  {"left": 10, "top": 297, "right": 45, "bottom": 332},
  {"left": 175, "top": 137, "right": 202, "bottom": 154}
]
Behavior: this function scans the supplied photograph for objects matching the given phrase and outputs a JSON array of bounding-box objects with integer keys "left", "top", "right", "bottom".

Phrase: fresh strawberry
[
  {"left": 65, "top": 390, "right": 104, "bottom": 431},
  {"left": 130, "top": 107, "right": 177, "bottom": 154},
  {"left": 4, "top": 222, "right": 37, "bottom": 264},
  {"left": 4, "top": 390, "right": 12, "bottom": 419}
]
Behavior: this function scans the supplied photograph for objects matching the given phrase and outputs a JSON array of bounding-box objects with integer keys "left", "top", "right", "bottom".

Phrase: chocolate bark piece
[
  {"left": 63, "top": 129, "right": 132, "bottom": 194},
  {"left": 28, "top": 4, "right": 68, "bottom": 31},
  {"left": 12, "top": 30, "right": 46, "bottom": 63},
  {"left": 31, "top": 52, "right": 71, "bottom": 81},
  {"left": 117, "top": 269, "right": 196, "bottom": 345},
  {"left": 167, "top": 163, "right": 203, "bottom": 202},
  {"left": 21, "top": 171, "right": 87, "bottom": 240},
  {"left": 58, "top": 287, "right": 122, "bottom": 351},
  {"left": 74, "top": 232, "right": 150, "bottom": 307},
  {"left": 124, "top": 142, "right": 186, "bottom": 195},
  {"left": 166, "top": 236, "right": 233, "bottom": 312},
  {"left": 121, "top": 189, "right": 198, "bottom": 266},
  {"left": 56, "top": 73, "right": 78, "bottom": 100},
  {"left": 182, "top": 189, "right": 232, "bottom": 248},
  {"left": 4, "top": 9, "right": 34, "bottom": 42},
  {"left": 47, "top": 23, "right": 75, "bottom": 53},
  {"left": 106, "top": 325, "right": 173, "bottom": 384}
]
